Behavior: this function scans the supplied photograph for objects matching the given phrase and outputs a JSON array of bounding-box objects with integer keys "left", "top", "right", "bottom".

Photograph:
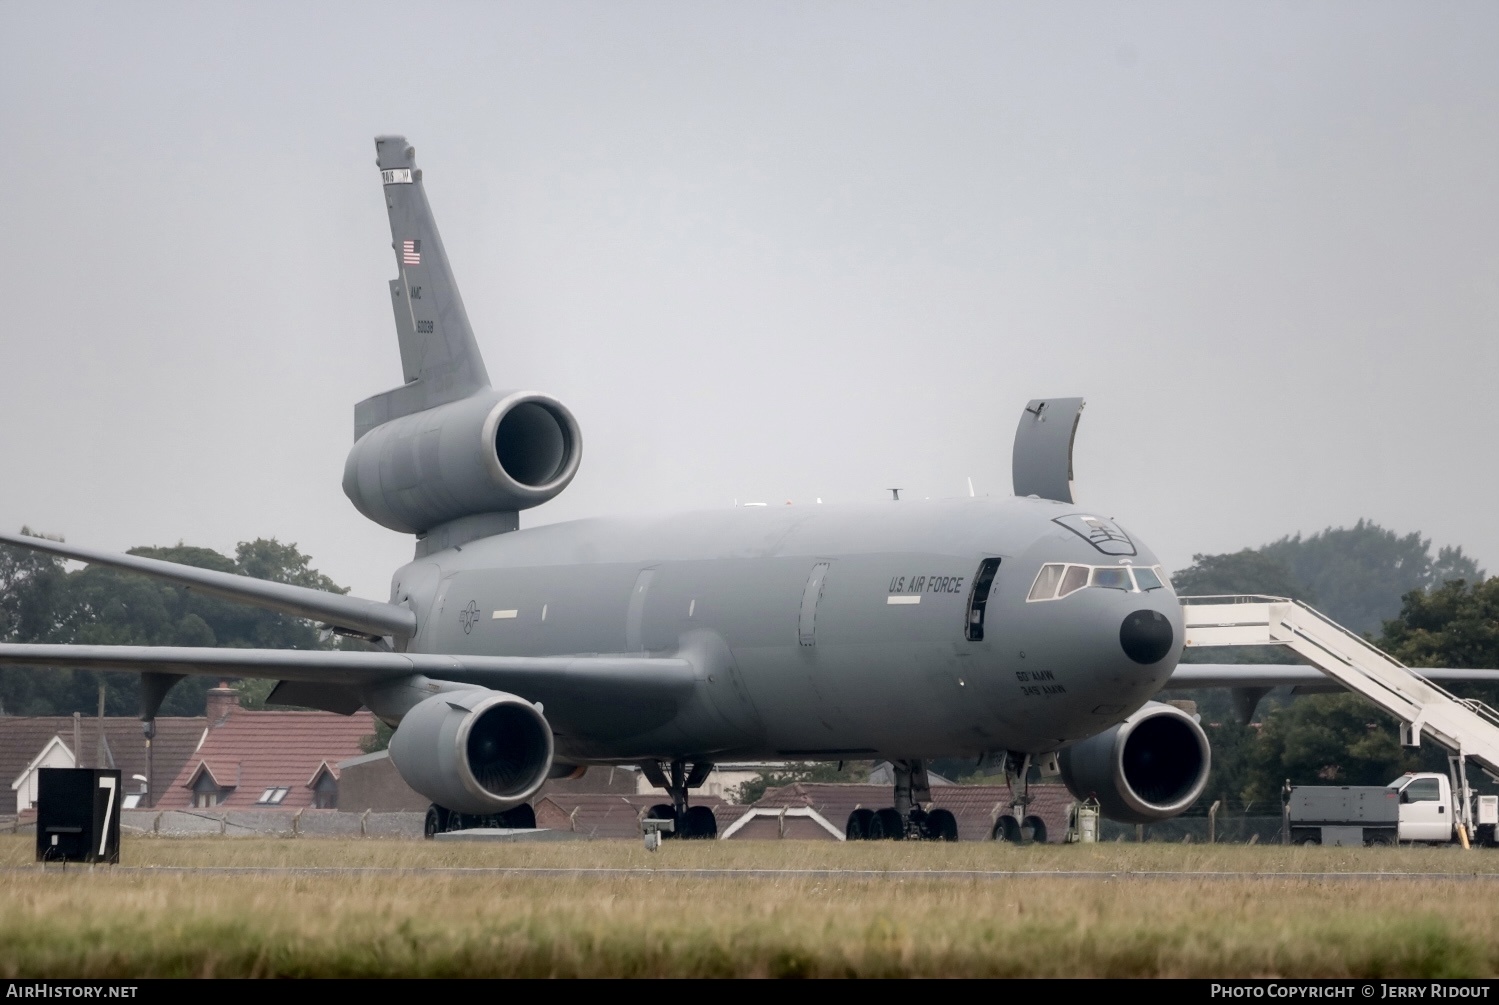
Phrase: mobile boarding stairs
[{"left": 1181, "top": 595, "right": 1499, "bottom": 836}]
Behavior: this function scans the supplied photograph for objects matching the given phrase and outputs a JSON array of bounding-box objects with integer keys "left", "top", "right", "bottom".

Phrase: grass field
[{"left": 4, "top": 835, "right": 1499, "bottom": 977}]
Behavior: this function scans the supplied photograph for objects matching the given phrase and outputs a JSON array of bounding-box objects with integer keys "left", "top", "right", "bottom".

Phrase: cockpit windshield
[{"left": 1027, "top": 562, "right": 1172, "bottom": 602}]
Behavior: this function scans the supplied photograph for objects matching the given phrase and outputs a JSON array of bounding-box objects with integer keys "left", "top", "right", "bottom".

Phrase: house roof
[
  {"left": 0, "top": 715, "right": 206, "bottom": 796},
  {"left": 160, "top": 708, "right": 377, "bottom": 810}
]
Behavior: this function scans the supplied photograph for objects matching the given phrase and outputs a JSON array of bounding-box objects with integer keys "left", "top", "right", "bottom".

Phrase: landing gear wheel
[
  {"left": 500, "top": 804, "right": 536, "bottom": 829},
  {"left": 846, "top": 808, "right": 875, "bottom": 840},
  {"left": 1021, "top": 815, "right": 1048, "bottom": 844},
  {"left": 424, "top": 805, "right": 445, "bottom": 839},
  {"left": 869, "top": 808, "right": 905, "bottom": 840},
  {"left": 682, "top": 805, "right": 718, "bottom": 840},
  {"left": 646, "top": 803, "right": 677, "bottom": 839},
  {"left": 992, "top": 815, "right": 1022, "bottom": 843},
  {"left": 926, "top": 808, "right": 959, "bottom": 842}
]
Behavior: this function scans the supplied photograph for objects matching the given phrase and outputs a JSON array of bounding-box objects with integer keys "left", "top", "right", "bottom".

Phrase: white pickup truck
[{"left": 1287, "top": 772, "right": 1498, "bottom": 846}]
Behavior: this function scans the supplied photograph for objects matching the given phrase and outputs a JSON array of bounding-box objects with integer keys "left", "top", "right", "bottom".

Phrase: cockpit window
[
  {"left": 1132, "top": 567, "right": 1164, "bottom": 591},
  {"left": 1027, "top": 564, "right": 1064, "bottom": 601},
  {"left": 1025, "top": 563, "right": 1174, "bottom": 602},
  {"left": 1091, "top": 567, "right": 1131, "bottom": 590},
  {"left": 1058, "top": 565, "right": 1090, "bottom": 597}
]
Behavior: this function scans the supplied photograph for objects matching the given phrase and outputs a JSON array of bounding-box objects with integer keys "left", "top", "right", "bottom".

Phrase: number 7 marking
[{"left": 98, "top": 776, "right": 117, "bottom": 857}]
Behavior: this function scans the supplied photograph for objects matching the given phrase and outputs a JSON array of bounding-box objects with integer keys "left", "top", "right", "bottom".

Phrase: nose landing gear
[
  {"left": 989, "top": 752, "right": 1050, "bottom": 844},
  {"left": 844, "top": 760, "right": 960, "bottom": 841},
  {"left": 641, "top": 759, "right": 719, "bottom": 840}
]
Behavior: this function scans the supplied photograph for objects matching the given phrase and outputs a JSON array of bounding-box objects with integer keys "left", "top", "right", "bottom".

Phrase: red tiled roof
[
  {"left": 160, "top": 708, "right": 377, "bottom": 810},
  {"left": 752, "top": 782, "right": 1076, "bottom": 841},
  {"left": 0, "top": 716, "right": 206, "bottom": 807}
]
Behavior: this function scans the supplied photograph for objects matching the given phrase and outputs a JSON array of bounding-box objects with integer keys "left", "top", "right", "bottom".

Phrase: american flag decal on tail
[{"left": 402, "top": 240, "right": 421, "bottom": 265}]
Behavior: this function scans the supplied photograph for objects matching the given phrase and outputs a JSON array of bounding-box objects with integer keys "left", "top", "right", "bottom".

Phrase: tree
[
  {"left": 1262, "top": 520, "right": 1482, "bottom": 635},
  {"left": 1170, "top": 549, "right": 1313, "bottom": 604},
  {"left": 0, "top": 532, "right": 348, "bottom": 717},
  {"left": 1242, "top": 693, "right": 1418, "bottom": 802}
]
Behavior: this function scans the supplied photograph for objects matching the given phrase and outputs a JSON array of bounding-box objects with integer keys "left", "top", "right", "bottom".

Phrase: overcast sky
[{"left": 2, "top": 2, "right": 1496, "bottom": 600}]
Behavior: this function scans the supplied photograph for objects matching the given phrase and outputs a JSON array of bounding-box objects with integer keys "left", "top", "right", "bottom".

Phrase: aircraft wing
[
  {"left": 0, "top": 643, "right": 697, "bottom": 722},
  {"left": 0, "top": 531, "right": 416, "bottom": 640},
  {"left": 1167, "top": 664, "right": 1499, "bottom": 691}
]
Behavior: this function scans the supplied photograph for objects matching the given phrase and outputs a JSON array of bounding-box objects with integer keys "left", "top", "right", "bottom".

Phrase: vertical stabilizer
[{"left": 354, "top": 136, "right": 491, "bottom": 440}]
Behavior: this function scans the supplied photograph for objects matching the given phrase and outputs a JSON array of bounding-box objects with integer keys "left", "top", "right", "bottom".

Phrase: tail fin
[{"left": 354, "top": 136, "right": 491, "bottom": 440}]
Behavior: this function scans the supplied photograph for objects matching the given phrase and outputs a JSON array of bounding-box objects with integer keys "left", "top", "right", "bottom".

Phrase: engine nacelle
[
  {"left": 386, "top": 688, "right": 554, "bottom": 815},
  {"left": 1057, "top": 701, "right": 1211, "bottom": 824},
  {"left": 343, "top": 388, "right": 582, "bottom": 534}
]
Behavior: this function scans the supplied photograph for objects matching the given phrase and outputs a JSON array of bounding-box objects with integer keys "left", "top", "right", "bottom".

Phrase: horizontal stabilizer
[{"left": 0, "top": 532, "right": 416, "bottom": 640}]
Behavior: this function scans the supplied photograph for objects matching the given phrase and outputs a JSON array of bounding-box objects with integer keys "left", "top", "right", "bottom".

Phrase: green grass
[{"left": 3, "top": 836, "right": 1499, "bottom": 977}]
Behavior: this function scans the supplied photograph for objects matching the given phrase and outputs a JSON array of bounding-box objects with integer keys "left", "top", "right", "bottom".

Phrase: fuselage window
[
  {"left": 1091, "top": 567, "right": 1131, "bottom": 591},
  {"left": 1027, "top": 563, "right": 1064, "bottom": 602},
  {"left": 1058, "top": 565, "right": 1090, "bottom": 597},
  {"left": 965, "top": 557, "right": 1002, "bottom": 641}
]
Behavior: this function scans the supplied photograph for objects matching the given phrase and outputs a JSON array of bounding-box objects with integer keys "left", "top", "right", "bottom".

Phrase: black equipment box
[{"left": 35, "top": 768, "right": 122, "bottom": 864}]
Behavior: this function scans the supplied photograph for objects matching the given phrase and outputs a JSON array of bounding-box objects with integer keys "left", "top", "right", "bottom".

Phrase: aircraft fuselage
[{"left": 392, "top": 495, "right": 1183, "bottom": 764}]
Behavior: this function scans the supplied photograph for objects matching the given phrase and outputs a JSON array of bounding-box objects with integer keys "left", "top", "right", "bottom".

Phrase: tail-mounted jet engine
[
  {"left": 386, "top": 688, "right": 555, "bottom": 815},
  {"left": 1057, "top": 701, "right": 1210, "bottom": 824},
  {"left": 343, "top": 387, "right": 582, "bottom": 537}
]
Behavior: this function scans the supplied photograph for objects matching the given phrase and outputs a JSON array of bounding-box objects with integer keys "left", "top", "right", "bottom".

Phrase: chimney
[{"left": 206, "top": 681, "right": 239, "bottom": 726}]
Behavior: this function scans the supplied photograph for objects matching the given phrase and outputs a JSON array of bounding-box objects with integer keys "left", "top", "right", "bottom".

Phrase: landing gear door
[{"left": 1012, "top": 397, "right": 1084, "bottom": 504}]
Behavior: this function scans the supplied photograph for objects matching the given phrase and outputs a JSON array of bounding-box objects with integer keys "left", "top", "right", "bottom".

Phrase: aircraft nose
[{"left": 1120, "top": 609, "right": 1173, "bottom": 665}]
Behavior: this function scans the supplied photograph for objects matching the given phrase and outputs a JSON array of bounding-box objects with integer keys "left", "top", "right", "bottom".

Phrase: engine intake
[
  {"left": 386, "top": 689, "right": 554, "bottom": 815},
  {"left": 1057, "top": 701, "right": 1210, "bottom": 824},
  {"left": 343, "top": 388, "right": 582, "bottom": 535}
]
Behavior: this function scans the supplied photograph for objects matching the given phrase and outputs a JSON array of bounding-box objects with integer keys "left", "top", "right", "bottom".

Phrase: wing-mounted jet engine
[
  {"left": 1056, "top": 701, "right": 1211, "bottom": 824},
  {"left": 386, "top": 689, "right": 555, "bottom": 816},
  {"left": 342, "top": 136, "right": 582, "bottom": 557}
]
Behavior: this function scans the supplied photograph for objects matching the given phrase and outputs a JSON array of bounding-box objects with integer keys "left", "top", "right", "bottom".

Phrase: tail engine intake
[
  {"left": 1057, "top": 701, "right": 1210, "bottom": 823},
  {"left": 343, "top": 388, "right": 582, "bottom": 536},
  {"left": 387, "top": 688, "right": 554, "bottom": 815}
]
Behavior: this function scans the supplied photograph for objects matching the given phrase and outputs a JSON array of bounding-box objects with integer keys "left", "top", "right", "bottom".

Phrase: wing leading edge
[{"left": 0, "top": 531, "right": 416, "bottom": 640}]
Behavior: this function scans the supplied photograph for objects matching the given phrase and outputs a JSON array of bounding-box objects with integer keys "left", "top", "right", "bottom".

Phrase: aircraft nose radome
[{"left": 1120, "top": 609, "right": 1174, "bottom": 665}]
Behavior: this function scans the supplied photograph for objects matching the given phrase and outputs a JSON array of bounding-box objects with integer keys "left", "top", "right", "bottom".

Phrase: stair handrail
[{"left": 1179, "top": 594, "right": 1499, "bottom": 730}]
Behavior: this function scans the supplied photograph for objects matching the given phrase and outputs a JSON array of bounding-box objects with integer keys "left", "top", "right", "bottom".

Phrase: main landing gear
[
  {"left": 423, "top": 803, "right": 536, "bottom": 838},
  {"left": 844, "top": 760, "right": 959, "bottom": 841},
  {"left": 641, "top": 759, "right": 719, "bottom": 840}
]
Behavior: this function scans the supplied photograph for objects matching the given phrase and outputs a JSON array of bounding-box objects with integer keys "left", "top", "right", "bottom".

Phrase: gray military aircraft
[{"left": 0, "top": 136, "right": 1438, "bottom": 841}]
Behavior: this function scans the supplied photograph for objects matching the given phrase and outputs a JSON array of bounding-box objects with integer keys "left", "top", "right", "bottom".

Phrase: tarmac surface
[{"left": 9, "top": 865, "right": 1499, "bottom": 881}]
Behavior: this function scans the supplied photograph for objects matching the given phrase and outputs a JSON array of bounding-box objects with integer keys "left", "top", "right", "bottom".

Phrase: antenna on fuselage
[{"left": 888, "top": 488, "right": 901, "bottom": 501}]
